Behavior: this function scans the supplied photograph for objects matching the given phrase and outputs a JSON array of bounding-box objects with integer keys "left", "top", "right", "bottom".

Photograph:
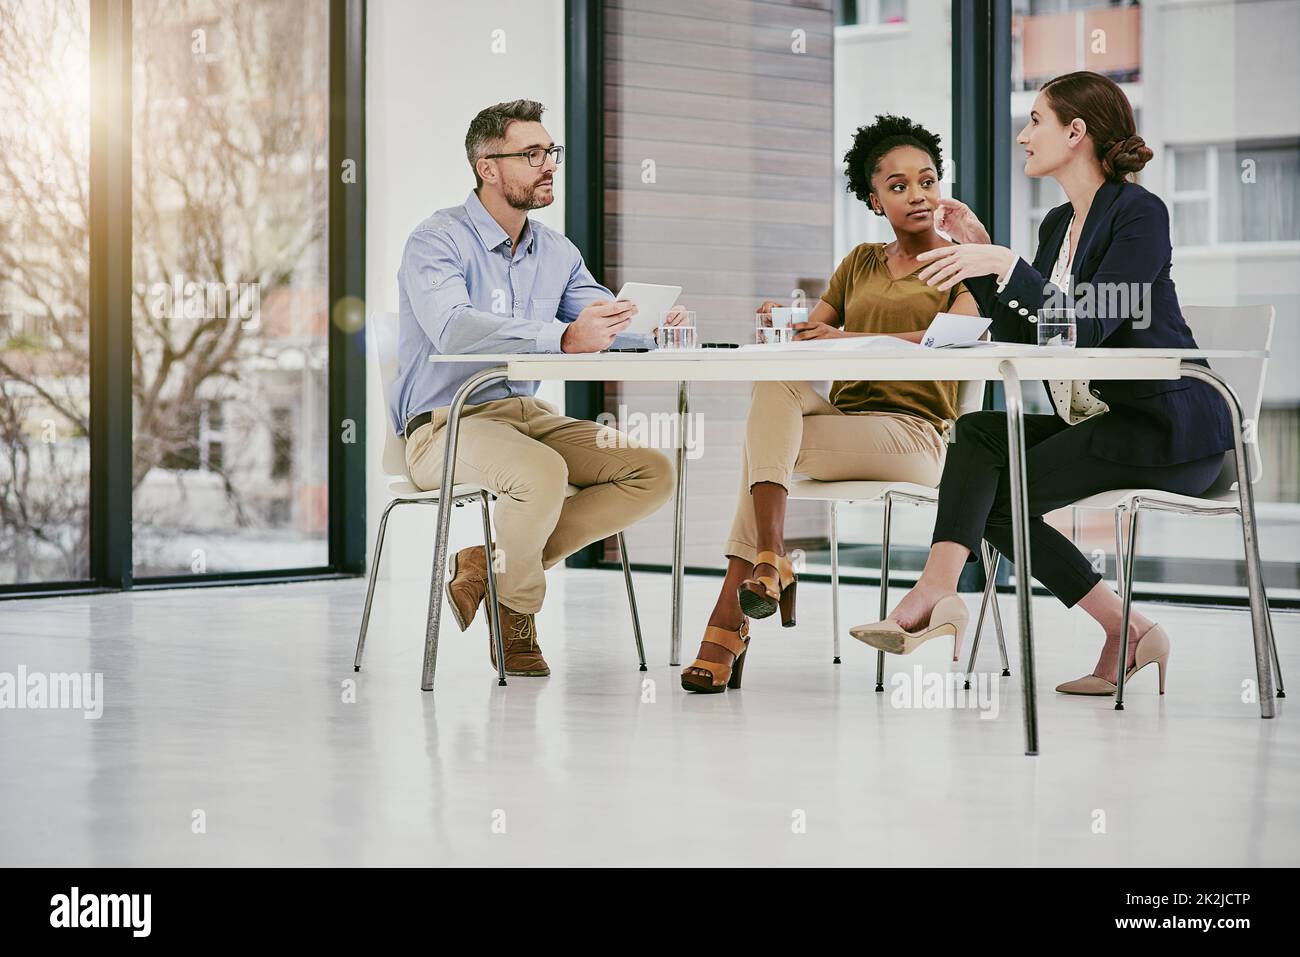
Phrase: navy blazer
[{"left": 965, "top": 179, "right": 1233, "bottom": 467}]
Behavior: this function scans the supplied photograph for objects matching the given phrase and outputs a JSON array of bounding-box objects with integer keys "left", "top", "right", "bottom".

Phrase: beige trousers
[
  {"left": 725, "top": 380, "right": 948, "bottom": 563},
  {"left": 406, "top": 396, "right": 674, "bottom": 613}
]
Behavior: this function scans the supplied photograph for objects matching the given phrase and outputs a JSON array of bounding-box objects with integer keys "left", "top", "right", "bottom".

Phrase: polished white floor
[{"left": 0, "top": 567, "right": 1294, "bottom": 867}]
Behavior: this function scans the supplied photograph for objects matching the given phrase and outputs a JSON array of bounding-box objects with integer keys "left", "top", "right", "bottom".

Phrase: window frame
[
  {"left": 1168, "top": 143, "right": 1217, "bottom": 250},
  {"left": 1170, "top": 139, "right": 1300, "bottom": 249},
  {"left": 0, "top": 0, "right": 366, "bottom": 600}
]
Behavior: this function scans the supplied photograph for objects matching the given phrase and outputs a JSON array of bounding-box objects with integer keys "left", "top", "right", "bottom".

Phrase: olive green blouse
[{"left": 820, "top": 242, "right": 969, "bottom": 433}]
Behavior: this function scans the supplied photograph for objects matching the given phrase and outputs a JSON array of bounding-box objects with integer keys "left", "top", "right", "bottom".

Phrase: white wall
[{"left": 365, "top": 0, "right": 566, "bottom": 579}]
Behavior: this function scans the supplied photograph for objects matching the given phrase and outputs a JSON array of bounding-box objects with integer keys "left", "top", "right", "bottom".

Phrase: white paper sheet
[
  {"left": 737, "top": 335, "right": 919, "bottom": 352},
  {"left": 736, "top": 311, "right": 994, "bottom": 352},
  {"left": 919, "top": 312, "right": 994, "bottom": 348}
]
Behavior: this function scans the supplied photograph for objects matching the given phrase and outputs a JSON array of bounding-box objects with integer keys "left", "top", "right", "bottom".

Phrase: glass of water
[
  {"left": 756, "top": 306, "right": 806, "bottom": 345},
  {"left": 1036, "top": 306, "right": 1077, "bottom": 347},
  {"left": 656, "top": 310, "right": 698, "bottom": 350}
]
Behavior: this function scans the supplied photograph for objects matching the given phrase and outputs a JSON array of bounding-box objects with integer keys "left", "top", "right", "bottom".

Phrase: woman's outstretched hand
[
  {"left": 933, "top": 198, "right": 991, "bottom": 245},
  {"left": 915, "top": 244, "right": 1017, "bottom": 292}
]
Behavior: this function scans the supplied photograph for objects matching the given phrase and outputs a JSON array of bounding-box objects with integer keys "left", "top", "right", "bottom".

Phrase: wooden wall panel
[{"left": 603, "top": 0, "right": 835, "bottom": 572}]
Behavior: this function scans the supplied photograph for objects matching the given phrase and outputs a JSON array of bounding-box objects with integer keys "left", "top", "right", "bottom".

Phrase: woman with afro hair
[{"left": 682, "top": 114, "right": 983, "bottom": 693}]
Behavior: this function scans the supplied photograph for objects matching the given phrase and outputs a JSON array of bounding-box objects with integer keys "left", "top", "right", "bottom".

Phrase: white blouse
[{"left": 1044, "top": 215, "right": 1109, "bottom": 425}]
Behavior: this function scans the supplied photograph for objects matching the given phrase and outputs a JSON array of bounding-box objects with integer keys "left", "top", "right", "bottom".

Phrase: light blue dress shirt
[{"left": 390, "top": 189, "right": 652, "bottom": 433}]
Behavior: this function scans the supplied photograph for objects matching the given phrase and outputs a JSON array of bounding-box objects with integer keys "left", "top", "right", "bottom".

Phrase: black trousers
[{"left": 930, "top": 411, "right": 1226, "bottom": 607}]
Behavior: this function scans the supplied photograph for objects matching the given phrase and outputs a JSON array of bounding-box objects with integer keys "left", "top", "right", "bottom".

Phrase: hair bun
[{"left": 1103, "top": 134, "right": 1153, "bottom": 177}]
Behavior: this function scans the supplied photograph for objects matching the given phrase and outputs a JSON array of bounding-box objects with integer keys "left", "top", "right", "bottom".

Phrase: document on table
[
  {"left": 737, "top": 336, "right": 918, "bottom": 352},
  {"left": 735, "top": 312, "right": 994, "bottom": 352},
  {"left": 920, "top": 312, "right": 994, "bottom": 348}
]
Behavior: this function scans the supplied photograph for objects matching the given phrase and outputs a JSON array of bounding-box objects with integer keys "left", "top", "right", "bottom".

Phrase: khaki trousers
[
  {"left": 725, "top": 380, "right": 948, "bottom": 564},
  {"left": 406, "top": 396, "right": 674, "bottom": 613}
]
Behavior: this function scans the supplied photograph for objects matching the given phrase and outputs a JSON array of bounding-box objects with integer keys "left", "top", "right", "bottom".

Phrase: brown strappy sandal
[
  {"left": 681, "top": 619, "right": 751, "bottom": 694},
  {"left": 737, "top": 550, "right": 797, "bottom": 626}
]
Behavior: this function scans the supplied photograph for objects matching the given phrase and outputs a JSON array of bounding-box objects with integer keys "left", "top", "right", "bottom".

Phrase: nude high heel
[
  {"left": 1124, "top": 623, "right": 1170, "bottom": 694},
  {"left": 849, "top": 594, "right": 969, "bottom": 662},
  {"left": 1055, "top": 623, "right": 1170, "bottom": 696}
]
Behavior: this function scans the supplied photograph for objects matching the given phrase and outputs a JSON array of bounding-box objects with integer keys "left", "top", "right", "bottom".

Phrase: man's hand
[
  {"left": 792, "top": 321, "right": 846, "bottom": 340},
  {"left": 756, "top": 300, "right": 784, "bottom": 315},
  {"left": 562, "top": 299, "right": 637, "bottom": 353}
]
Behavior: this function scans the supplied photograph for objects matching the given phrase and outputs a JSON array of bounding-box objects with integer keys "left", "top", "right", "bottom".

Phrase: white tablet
[{"left": 614, "top": 282, "right": 683, "bottom": 335}]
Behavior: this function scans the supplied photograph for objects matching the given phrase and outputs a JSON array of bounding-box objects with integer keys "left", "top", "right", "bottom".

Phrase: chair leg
[
  {"left": 876, "top": 494, "right": 893, "bottom": 693},
  {"left": 1114, "top": 508, "right": 1127, "bottom": 600},
  {"left": 1114, "top": 504, "right": 1142, "bottom": 710},
  {"left": 964, "top": 543, "right": 1007, "bottom": 688},
  {"left": 478, "top": 491, "right": 507, "bottom": 687},
  {"left": 617, "top": 531, "right": 647, "bottom": 672},
  {"left": 354, "top": 498, "right": 402, "bottom": 672},
  {"left": 830, "top": 500, "right": 841, "bottom": 664},
  {"left": 989, "top": 548, "right": 1010, "bottom": 676},
  {"left": 963, "top": 547, "right": 990, "bottom": 687}
]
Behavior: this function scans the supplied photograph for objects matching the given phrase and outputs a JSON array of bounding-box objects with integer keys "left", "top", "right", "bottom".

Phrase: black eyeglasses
[{"left": 484, "top": 145, "right": 564, "bottom": 168}]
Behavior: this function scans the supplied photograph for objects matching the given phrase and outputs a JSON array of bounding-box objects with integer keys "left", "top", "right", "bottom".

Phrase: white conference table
[{"left": 425, "top": 346, "right": 1276, "bottom": 754}]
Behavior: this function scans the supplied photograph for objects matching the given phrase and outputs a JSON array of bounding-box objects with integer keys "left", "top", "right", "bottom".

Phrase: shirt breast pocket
[{"left": 529, "top": 297, "right": 561, "bottom": 322}]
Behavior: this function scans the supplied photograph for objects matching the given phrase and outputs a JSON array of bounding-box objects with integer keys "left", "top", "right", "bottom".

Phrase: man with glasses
[{"left": 394, "top": 99, "right": 675, "bottom": 677}]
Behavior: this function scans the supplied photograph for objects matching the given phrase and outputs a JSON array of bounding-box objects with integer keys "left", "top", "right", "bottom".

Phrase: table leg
[
  {"left": 1179, "top": 363, "right": 1276, "bottom": 714},
  {"left": 876, "top": 494, "right": 892, "bottom": 693},
  {"left": 420, "top": 367, "right": 510, "bottom": 692},
  {"left": 830, "top": 500, "right": 841, "bottom": 665},
  {"left": 999, "top": 361, "right": 1039, "bottom": 756},
  {"left": 670, "top": 380, "right": 689, "bottom": 667}
]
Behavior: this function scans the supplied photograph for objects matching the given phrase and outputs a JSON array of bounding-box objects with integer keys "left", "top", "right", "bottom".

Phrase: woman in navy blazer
[{"left": 848, "top": 72, "right": 1234, "bottom": 697}]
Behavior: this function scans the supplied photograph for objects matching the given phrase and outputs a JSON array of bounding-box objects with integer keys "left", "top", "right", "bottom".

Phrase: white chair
[
  {"left": 1053, "top": 304, "right": 1283, "bottom": 707},
  {"left": 788, "top": 376, "right": 1009, "bottom": 692},
  {"left": 353, "top": 312, "right": 648, "bottom": 684}
]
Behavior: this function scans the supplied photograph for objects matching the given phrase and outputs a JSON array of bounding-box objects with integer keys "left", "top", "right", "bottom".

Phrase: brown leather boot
[
  {"left": 445, "top": 546, "right": 489, "bottom": 632},
  {"left": 488, "top": 602, "right": 550, "bottom": 677}
]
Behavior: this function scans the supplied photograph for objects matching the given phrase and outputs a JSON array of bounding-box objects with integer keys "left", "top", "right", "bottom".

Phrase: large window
[
  {"left": 0, "top": 0, "right": 92, "bottom": 586},
  {"left": 1011, "top": 0, "right": 1300, "bottom": 598},
  {"left": 0, "top": 0, "right": 364, "bottom": 597},
  {"left": 130, "top": 0, "right": 330, "bottom": 576}
]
